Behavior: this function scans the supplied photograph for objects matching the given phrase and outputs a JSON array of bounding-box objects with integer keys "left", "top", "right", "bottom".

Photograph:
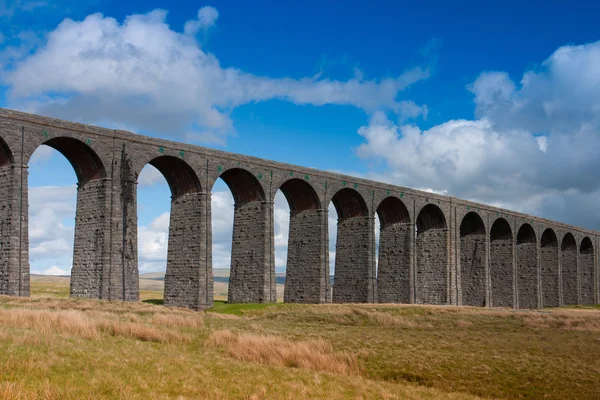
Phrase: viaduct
[{"left": 0, "top": 108, "right": 598, "bottom": 310}]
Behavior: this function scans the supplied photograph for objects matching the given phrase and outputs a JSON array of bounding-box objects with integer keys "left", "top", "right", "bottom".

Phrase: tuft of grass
[{"left": 206, "top": 329, "right": 360, "bottom": 375}]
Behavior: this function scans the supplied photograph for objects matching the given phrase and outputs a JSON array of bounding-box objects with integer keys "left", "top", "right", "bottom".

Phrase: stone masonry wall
[
  {"left": 416, "top": 228, "right": 448, "bottom": 304},
  {"left": 228, "top": 200, "right": 274, "bottom": 303},
  {"left": 490, "top": 239, "right": 513, "bottom": 307},
  {"left": 333, "top": 216, "right": 373, "bottom": 303},
  {"left": 284, "top": 209, "right": 327, "bottom": 303},
  {"left": 561, "top": 251, "right": 577, "bottom": 305},
  {"left": 377, "top": 223, "right": 412, "bottom": 303},
  {"left": 164, "top": 192, "right": 211, "bottom": 310},
  {"left": 70, "top": 178, "right": 109, "bottom": 299},
  {"left": 460, "top": 234, "right": 486, "bottom": 306},
  {"left": 517, "top": 243, "right": 538, "bottom": 309},
  {"left": 580, "top": 252, "right": 594, "bottom": 305},
  {"left": 540, "top": 246, "right": 559, "bottom": 307},
  {"left": 0, "top": 164, "right": 28, "bottom": 296}
]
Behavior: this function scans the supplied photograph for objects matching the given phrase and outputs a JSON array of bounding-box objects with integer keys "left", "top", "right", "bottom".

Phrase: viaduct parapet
[{"left": 0, "top": 109, "right": 598, "bottom": 309}]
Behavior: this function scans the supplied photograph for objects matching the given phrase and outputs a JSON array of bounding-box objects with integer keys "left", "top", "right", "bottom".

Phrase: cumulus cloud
[
  {"left": 138, "top": 164, "right": 166, "bottom": 188},
  {"left": 357, "top": 40, "right": 600, "bottom": 230},
  {"left": 3, "top": 7, "right": 428, "bottom": 143},
  {"left": 184, "top": 5, "right": 218, "bottom": 35},
  {"left": 28, "top": 185, "right": 76, "bottom": 274}
]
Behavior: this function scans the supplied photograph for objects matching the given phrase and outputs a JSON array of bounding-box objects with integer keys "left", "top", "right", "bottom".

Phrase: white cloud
[
  {"left": 357, "top": 40, "right": 600, "bottom": 230},
  {"left": 41, "top": 265, "right": 68, "bottom": 275},
  {"left": 3, "top": 7, "right": 428, "bottom": 143},
  {"left": 138, "top": 164, "right": 166, "bottom": 188},
  {"left": 28, "top": 185, "right": 76, "bottom": 273},
  {"left": 28, "top": 144, "right": 53, "bottom": 164},
  {"left": 184, "top": 5, "right": 218, "bottom": 35}
]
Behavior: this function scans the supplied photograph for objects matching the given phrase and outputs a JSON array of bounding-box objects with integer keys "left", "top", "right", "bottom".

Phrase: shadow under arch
[
  {"left": 490, "top": 218, "right": 513, "bottom": 307},
  {"left": 139, "top": 156, "right": 208, "bottom": 310},
  {"left": 216, "top": 168, "right": 273, "bottom": 304},
  {"left": 459, "top": 212, "right": 486, "bottom": 307},
  {"left": 330, "top": 188, "right": 372, "bottom": 303},
  {"left": 540, "top": 228, "right": 559, "bottom": 307},
  {"left": 0, "top": 136, "right": 14, "bottom": 167},
  {"left": 376, "top": 196, "right": 412, "bottom": 304},
  {"left": 516, "top": 223, "right": 537, "bottom": 309},
  {"left": 415, "top": 203, "right": 448, "bottom": 305},
  {"left": 277, "top": 178, "right": 326, "bottom": 303},
  {"left": 561, "top": 233, "right": 577, "bottom": 305},
  {"left": 580, "top": 236, "right": 595, "bottom": 305}
]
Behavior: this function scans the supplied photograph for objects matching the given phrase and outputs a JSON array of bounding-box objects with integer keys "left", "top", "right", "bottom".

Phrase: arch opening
[
  {"left": 540, "top": 228, "right": 559, "bottom": 307},
  {"left": 27, "top": 147, "right": 77, "bottom": 283},
  {"left": 562, "top": 233, "right": 576, "bottom": 252},
  {"left": 459, "top": 212, "right": 486, "bottom": 307},
  {"left": 490, "top": 218, "right": 513, "bottom": 307},
  {"left": 580, "top": 236, "right": 595, "bottom": 305},
  {"left": 415, "top": 203, "right": 448, "bottom": 305},
  {"left": 377, "top": 196, "right": 410, "bottom": 228},
  {"left": 490, "top": 218, "right": 512, "bottom": 241},
  {"left": 561, "top": 232, "right": 577, "bottom": 305},
  {"left": 43, "top": 137, "right": 106, "bottom": 186},
  {"left": 376, "top": 197, "right": 411, "bottom": 303},
  {"left": 516, "top": 223, "right": 537, "bottom": 309},
  {"left": 517, "top": 223, "right": 536, "bottom": 244},
  {"left": 330, "top": 188, "right": 372, "bottom": 303},
  {"left": 416, "top": 204, "right": 446, "bottom": 235},
  {"left": 460, "top": 211, "right": 485, "bottom": 237},
  {"left": 278, "top": 179, "right": 325, "bottom": 303},
  {"left": 540, "top": 229, "right": 558, "bottom": 248}
]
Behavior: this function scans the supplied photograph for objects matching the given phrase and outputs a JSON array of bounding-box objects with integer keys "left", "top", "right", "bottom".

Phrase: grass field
[{"left": 0, "top": 276, "right": 599, "bottom": 399}]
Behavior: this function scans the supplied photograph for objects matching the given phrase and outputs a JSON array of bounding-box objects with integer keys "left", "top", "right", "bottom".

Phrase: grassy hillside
[{"left": 1, "top": 276, "right": 599, "bottom": 399}]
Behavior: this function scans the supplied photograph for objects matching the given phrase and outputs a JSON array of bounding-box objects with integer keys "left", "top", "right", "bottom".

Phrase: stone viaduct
[{"left": 0, "top": 108, "right": 598, "bottom": 310}]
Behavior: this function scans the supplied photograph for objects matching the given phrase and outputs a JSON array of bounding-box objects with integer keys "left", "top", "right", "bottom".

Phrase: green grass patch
[{"left": 206, "top": 300, "right": 283, "bottom": 316}]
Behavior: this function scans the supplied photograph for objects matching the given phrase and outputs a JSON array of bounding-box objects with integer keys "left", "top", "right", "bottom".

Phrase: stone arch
[
  {"left": 140, "top": 156, "right": 207, "bottom": 309},
  {"left": 376, "top": 196, "right": 411, "bottom": 303},
  {"left": 331, "top": 188, "right": 369, "bottom": 219},
  {"left": 540, "top": 228, "right": 559, "bottom": 307},
  {"left": 580, "top": 236, "right": 594, "bottom": 305},
  {"left": 41, "top": 137, "right": 107, "bottom": 186},
  {"left": 516, "top": 223, "right": 538, "bottom": 309},
  {"left": 278, "top": 178, "right": 321, "bottom": 214},
  {"left": 145, "top": 156, "right": 202, "bottom": 199},
  {"left": 415, "top": 203, "right": 448, "bottom": 305},
  {"left": 277, "top": 178, "right": 326, "bottom": 303},
  {"left": 330, "top": 188, "right": 372, "bottom": 303},
  {"left": 490, "top": 218, "right": 513, "bottom": 307},
  {"left": 561, "top": 233, "right": 577, "bottom": 305},
  {"left": 459, "top": 212, "right": 486, "bottom": 306},
  {"left": 219, "top": 168, "right": 266, "bottom": 204}
]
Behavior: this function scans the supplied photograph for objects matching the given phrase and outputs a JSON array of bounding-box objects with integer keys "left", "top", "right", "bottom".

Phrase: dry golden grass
[
  {"left": 206, "top": 329, "right": 360, "bottom": 375},
  {"left": 0, "top": 305, "right": 190, "bottom": 343}
]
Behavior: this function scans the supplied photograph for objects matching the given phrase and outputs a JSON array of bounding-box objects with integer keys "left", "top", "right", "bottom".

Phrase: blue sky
[{"left": 2, "top": 1, "right": 600, "bottom": 275}]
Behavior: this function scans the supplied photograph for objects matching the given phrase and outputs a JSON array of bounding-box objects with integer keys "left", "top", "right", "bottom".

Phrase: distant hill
[{"left": 140, "top": 269, "right": 334, "bottom": 285}]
